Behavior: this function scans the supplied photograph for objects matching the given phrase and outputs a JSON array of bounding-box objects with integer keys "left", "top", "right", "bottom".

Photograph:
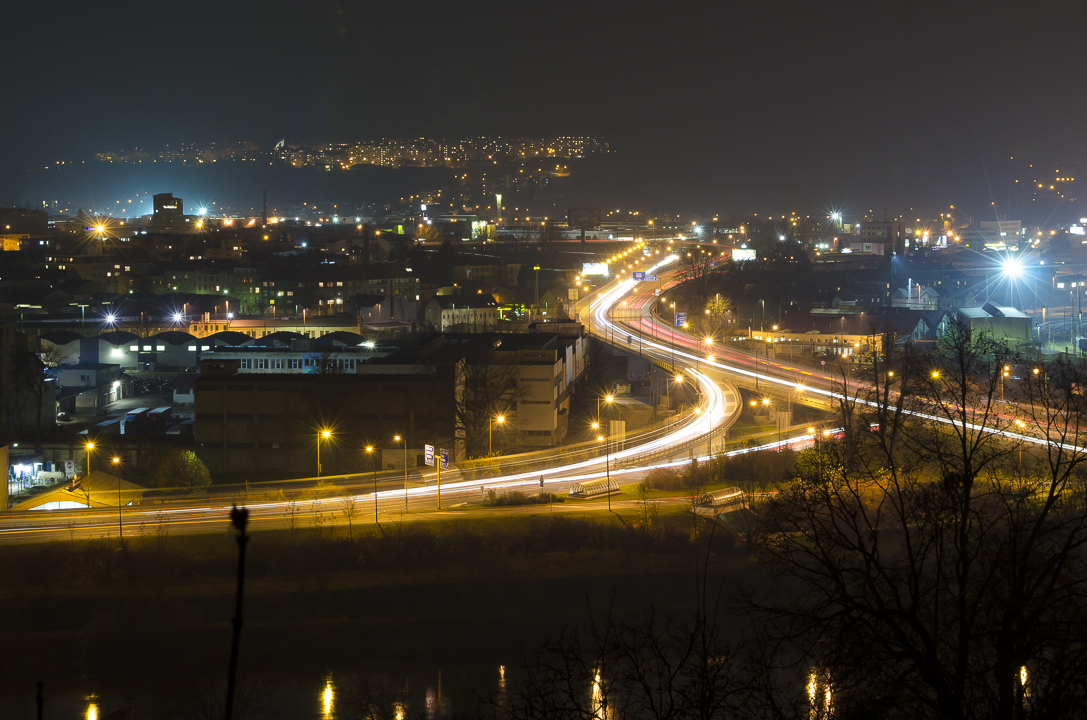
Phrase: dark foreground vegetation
[{"left": 9, "top": 320, "right": 1087, "bottom": 719}]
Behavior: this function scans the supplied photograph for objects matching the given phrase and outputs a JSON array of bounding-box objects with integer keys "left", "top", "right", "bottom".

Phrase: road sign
[
  {"left": 566, "top": 207, "right": 601, "bottom": 229},
  {"left": 674, "top": 312, "right": 687, "bottom": 326},
  {"left": 645, "top": 274, "right": 657, "bottom": 281},
  {"left": 633, "top": 271, "right": 645, "bottom": 281},
  {"left": 709, "top": 261, "right": 718, "bottom": 268},
  {"left": 424, "top": 444, "right": 435, "bottom": 467},
  {"left": 439, "top": 448, "right": 449, "bottom": 470},
  {"left": 655, "top": 288, "right": 660, "bottom": 296}
]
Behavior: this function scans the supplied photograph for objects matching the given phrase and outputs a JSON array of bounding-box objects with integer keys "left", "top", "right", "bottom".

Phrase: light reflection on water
[
  {"left": 592, "top": 667, "right": 608, "bottom": 720},
  {"left": 321, "top": 676, "right": 335, "bottom": 718},
  {"left": 807, "top": 667, "right": 832, "bottom": 719},
  {"left": 37, "top": 661, "right": 843, "bottom": 719}
]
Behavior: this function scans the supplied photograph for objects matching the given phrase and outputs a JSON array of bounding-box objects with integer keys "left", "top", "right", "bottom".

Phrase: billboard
[
  {"left": 582, "top": 262, "right": 609, "bottom": 277},
  {"left": 567, "top": 207, "right": 602, "bottom": 228},
  {"left": 733, "top": 248, "right": 757, "bottom": 261}
]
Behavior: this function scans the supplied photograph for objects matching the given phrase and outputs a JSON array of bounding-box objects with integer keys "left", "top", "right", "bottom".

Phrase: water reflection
[
  {"left": 591, "top": 667, "right": 608, "bottom": 720},
  {"left": 807, "top": 667, "right": 832, "bottom": 719},
  {"left": 322, "top": 676, "right": 335, "bottom": 718},
  {"left": 85, "top": 698, "right": 99, "bottom": 720},
  {"left": 492, "top": 663, "right": 508, "bottom": 713}
]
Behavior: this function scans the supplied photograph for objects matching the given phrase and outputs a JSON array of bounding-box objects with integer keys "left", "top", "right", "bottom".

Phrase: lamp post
[
  {"left": 597, "top": 394, "right": 614, "bottom": 422},
  {"left": 394, "top": 434, "right": 407, "bottom": 511},
  {"left": 112, "top": 456, "right": 124, "bottom": 546},
  {"left": 84, "top": 441, "right": 95, "bottom": 481},
  {"left": 365, "top": 446, "right": 377, "bottom": 524},
  {"left": 670, "top": 302, "right": 677, "bottom": 369},
  {"left": 671, "top": 374, "right": 683, "bottom": 420},
  {"left": 489, "top": 415, "right": 505, "bottom": 455},
  {"left": 592, "top": 423, "right": 612, "bottom": 511},
  {"left": 317, "top": 429, "right": 331, "bottom": 477}
]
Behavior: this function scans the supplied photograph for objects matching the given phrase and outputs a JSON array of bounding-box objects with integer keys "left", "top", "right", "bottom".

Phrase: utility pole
[{"left": 224, "top": 506, "right": 249, "bottom": 720}]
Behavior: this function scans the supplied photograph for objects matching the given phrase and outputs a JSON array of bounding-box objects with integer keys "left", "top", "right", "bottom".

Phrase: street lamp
[
  {"left": 394, "top": 434, "right": 407, "bottom": 511},
  {"left": 365, "top": 446, "right": 377, "bottom": 524},
  {"left": 596, "top": 428, "right": 613, "bottom": 511},
  {"left": 112, "top": 456, "right": 123, "bottom": 546},
  {"left": 1002, "top": 365, "right": 1010, "bottom": 403},
  {"left": 84, "top": 441, "right": 95, "bottom": 480},
  {"left": 317, "top": 429, "right": 331, "bottom": 477},
  {"left": 597, "top": 393, "right": 615, "bottom": 423},
  {"left": 489, "top": 415, "right": 505, "bottom": 455}
]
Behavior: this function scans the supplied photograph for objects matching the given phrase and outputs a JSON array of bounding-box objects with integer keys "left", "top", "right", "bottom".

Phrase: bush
[
  {"left": 485, "top": 490, "right": 563, "bottom": 507},
  {"left": 152, "top": 449, "right": 212, "bottom": 489},
  {"left": 643, "top": 468, "right": 686, "bottom": 491}
]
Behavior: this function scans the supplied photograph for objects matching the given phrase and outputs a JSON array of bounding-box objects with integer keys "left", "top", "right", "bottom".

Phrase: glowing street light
[
  {"left": 394, "top": 434, "right": 408, "bottom": 510},
  {"left": 84, "top": 441, "right": 95, "bottom": 479},
  {"left": 489, "top": 415, "right": 505, "bottom": 454},
  {"left": 365, "top": 445, "right": 378, "bottom": 523},
  {"left": 317, "top": 429, "right": 332, "bottom": 476},
  {"left": 112, "top": 456, "right": 124, "bottom": 545}
]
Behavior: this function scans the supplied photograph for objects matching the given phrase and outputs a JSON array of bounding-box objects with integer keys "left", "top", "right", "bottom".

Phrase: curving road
[{"left": 1, "top": 253, "right": 764, "bottom": 544}]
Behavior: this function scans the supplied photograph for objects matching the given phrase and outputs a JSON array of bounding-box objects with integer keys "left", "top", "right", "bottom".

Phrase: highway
[
  {"left": 616, "top": 258, "right": 1087, "bottom": 455},
  {"left": 1, "top": 253, "right": 763, "bottom": 544},
  {"left": 5, "top": 246, "right": 1074, "bottom": 545}
]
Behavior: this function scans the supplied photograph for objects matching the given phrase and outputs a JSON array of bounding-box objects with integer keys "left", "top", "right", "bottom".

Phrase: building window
[{"left": 240, "top": 359, "right": 251, "bottom": 369}]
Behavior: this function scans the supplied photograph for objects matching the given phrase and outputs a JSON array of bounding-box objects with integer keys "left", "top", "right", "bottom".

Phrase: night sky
[{"left": 2, "top": 0, "right": 1084, "bottom": 221}]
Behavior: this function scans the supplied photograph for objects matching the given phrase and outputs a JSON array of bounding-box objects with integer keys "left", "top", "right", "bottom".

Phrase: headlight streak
[
  {"left": 19, "top": 253, "right": 1064, "bottom": 534},
  {"left": 1, "top": 253, "right": 737, "bottom": 533}
]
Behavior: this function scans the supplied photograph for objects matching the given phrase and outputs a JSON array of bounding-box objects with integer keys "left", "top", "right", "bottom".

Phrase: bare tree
[
  {"left": 428, "top": 352, "right": 530, "bottom": 458},
  {"left": 675, "top": 248, "right": 722, "bottom": 312},
  {"left": 751, "top": 317, "right": 1087, "bottom": 718},
  {"left": 341, "top": 494, "right": 359, "bottom": 538},
  {"left": 498, "top": 605, "right": 746, "bottom": 720},
  {"left": 17, "top": 344, "right": 62, "bottom": 444}
]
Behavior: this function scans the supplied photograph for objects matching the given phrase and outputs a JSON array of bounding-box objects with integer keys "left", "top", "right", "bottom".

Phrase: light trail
[
  {"left": 1, "top": 252, "right": 743, "bottom": 538},
  {"left": 615, "top": 273, "right": 1087, "bottom": 456}
]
